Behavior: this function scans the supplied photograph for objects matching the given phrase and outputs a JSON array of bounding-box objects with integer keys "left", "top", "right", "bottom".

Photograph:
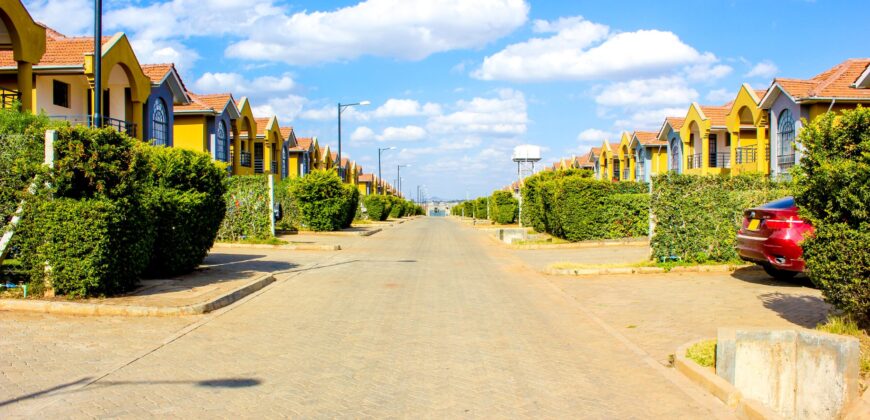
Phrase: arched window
[
  {"left": 216, "top": 120, "right": 227, "bottom": 162},
  {"left": 151, "top": 99, "right": 168, "bottom": 146},
  {"left": 778, "top": 109, "right": 796, "bottom": 169},
  {"left": 670, "top": 138, "right": 681, "bottom": 172}
]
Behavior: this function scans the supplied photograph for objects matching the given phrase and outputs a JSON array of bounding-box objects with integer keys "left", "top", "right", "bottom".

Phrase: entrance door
[
  {"left": 708, "top": 134, "right": 718, "bottom": 167},
  {"left": 254, "top": 143, "right": 264, "bottom": 174}
]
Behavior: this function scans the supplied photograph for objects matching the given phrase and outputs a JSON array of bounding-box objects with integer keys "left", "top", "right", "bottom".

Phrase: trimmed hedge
[
  {"left": 0, "top": 109, "right": 56, "bottom": 226},
  {"left": 291, "top": 170, "right": 348, "bottom": 231},
  {"left": 275, "top": 177, "right": 301, "bottom": 230},
  {"left": 521, "top": 168, "right": 593, "bottom": 231},
  {"left": 389, "top": 196, "right": 406, "bottom": 218},
  {"left": 364, "top": 195, "right": 389, "bottom": 221},
  {"left": 217, "top": 176, "right": 271, "bottom": 241},
  {"left": 650, "top": 173, "right": 789, "bottom": 263},
  {"left": 489, "top": 190, "right": 518, "bottom": 224},
  {"left": 339, "top": 183, "right": 360, "bottom": 229},
  {"left": 143, "top": 147, "right": 227, "bottom": 277},
  {"left": 793, "top": 106, "right": 870, "bottom": 324}
]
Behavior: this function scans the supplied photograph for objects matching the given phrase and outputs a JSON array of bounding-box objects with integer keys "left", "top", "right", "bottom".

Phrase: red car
[{"left": 735, "top": 197, "right": 813, "bottom": 280}]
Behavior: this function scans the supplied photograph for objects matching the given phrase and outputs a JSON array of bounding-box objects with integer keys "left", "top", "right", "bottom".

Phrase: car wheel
[{"left": 762, "top": 264, "right": 799, "bottom": 281}]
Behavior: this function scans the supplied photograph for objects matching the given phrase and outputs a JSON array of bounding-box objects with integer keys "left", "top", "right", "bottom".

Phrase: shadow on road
[
  {"left": 758, "top": 292, "right": 830, "bottom": 328},
  {"left": 730, "top": 267, "right": 814, "bottom": 288}
]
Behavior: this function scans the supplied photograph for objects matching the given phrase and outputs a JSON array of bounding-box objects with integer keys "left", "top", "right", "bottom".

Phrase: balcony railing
[
  {"left": 0, "top": 88, "right": 21, "bottom": 109},
  {"left": 48, "top": 115, "right": 137, "bottom": 137},
  {"left": 688, "top": 153, "right": 702, "bottom": 170},
  {"left": 636, "top": 167, "right": 645, "bottom": 181},
  {"left": 254, "top": 158, "right": 264, "bottom": 174},
  {"left": 271, "top": 161, "right": 278, "bottom": 174},
  {"left": 622, "top": 169, "right": 629, "bottom": 180},
  {"left": 735, "top": 147, "right": 757, "bottom": 164},
  {"left": 709, "top": 152, "right": 730, "bottom": 168},
  {"left": 239, "top": 151, "right": 252, "bottom": 167},
  {"left": 778, "top": 153, "right": 796, "bottom": 170}
]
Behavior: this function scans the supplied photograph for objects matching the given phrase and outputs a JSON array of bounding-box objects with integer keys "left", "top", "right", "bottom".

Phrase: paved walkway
[{"left": 1, "top": 218, "right": 758, "bottom": 418}]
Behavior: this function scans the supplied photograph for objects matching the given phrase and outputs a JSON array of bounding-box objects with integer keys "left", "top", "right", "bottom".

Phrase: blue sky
[{"left": 26, "top": 0, "right": 869, "bottom": 199}]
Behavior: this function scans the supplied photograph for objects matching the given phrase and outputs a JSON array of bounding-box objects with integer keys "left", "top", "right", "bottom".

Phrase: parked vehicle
[{"left": 735, "top": 197, "right": 813, "bottom": 280}]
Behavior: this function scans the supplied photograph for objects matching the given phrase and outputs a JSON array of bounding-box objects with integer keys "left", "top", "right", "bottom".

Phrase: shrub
[
  {"left": 339, "top": 183, "right": 360, "bottom": 228},
  {"left": 17, "top": 197, "right": 154, "bottom": 297},
  {"left": 0, "top": 109, "right": 56, "bottom": 226},
  {"left": 291, "top": 170, "right": 346, "bottom": 231},
  {"left": 521, "top": 169, "right": 593, "bottom": 230},
  {"left": 650, "top": 173, "right": 789, "bottom": 263},
  {"left": 388, "top": 196, "right": 405, "bottom": 218},
  {"left": 275, "top": 177, "right": 301, "bottom": 230},
  {"left": 490, "top": 190, "right": 518, "bottom": 224},
  {"left": 217, "top": 176, "right": 272, "bottom": 241},
  {"left": 142, "top": 147, "right": 227, "bottom": 277},
  {"left": 364, "top": 195, "right": 389, "bottom": 221},
  {"left": 793, "top": 107, "right": 870, "bottom": 325}
]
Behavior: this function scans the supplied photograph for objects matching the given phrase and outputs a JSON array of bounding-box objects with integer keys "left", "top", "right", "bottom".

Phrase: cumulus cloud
[
  {"left": 351, "top": 125, "right": 427, "bottom": 142},
  {"left": 745, "top": 60, "right": 779, "bottom": 79},
  {"left": 706, "top": 88, "right": 734, "bottom": 103},
  {"left": 351, "top": 126, "right": 376, "bottom": 142},
  {"left": 474, "top": 16, "right": 720, "bottom": 82},
  {"left": 26, "top": 0, "right": 93, "bottom": 36},
  {"left": 684, "top": 62, "right": 733, "bottom": 82},
  {"left": 373, "top": 99, "right": 442, "bottom": 118},
  {"left": 193, "top": 72, "right": 295, "bottom": 95},
  {"left": 428, "top": 89, "right": 528, "bottom": 136},
  {"left": 594, "top": 76, "right": 698, "bottom": 108},
  {"left": 251, "top": 94, "right": 308, "bottom": 122},
  {"left": 225, "top": 0, "right": 530, "bottom": 65}
]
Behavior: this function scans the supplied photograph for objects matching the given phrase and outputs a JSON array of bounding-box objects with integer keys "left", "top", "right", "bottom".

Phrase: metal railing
[
  {"left": 271, "top": 161, "right": 278, "bottom": 174},
  {"left": 636, "top": 166, "right": 645, "bottom": 181},
  {"left": 708, "top": 152, "right": 730, "bottom": 168},
  {"left": 48, "top": 115, "right": 136, "bottom": 137},
  {"left": 254, "top": 158, "right": 264, "bottom": 174},
  {"left": 687, "top": 153, "right": 702, "bottom": 170},
  {"left": 735, "top": 147, "right": 757, "bottom": 164},
  {"left": 0, "top": 88, "right": 21, "bottom": 109},
  {"left": 239, "top": 151, "right": 252, "bottom": 167},
  {"left": 622, "top": 169, "right": 629, "bottom": 180},
  {"left": 778, "top": 153, "right": 796, "bottom": 170}
]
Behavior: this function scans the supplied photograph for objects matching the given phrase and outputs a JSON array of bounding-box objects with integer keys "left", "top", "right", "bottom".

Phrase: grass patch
[
  {"left": 513, "top": 236, "right": 570, "bottom": 246},
  {"left": 352, "top": 219, "right": 375, "bottom": 225},
  {"left": 655, "top": 259, "right": 746, "bottom": 272},
  {"left": 817, "top": 316, "right": 870, "bottom": 376},
  {"left": 216, "top": 237, "right": 289, "bottom": 246},
  {"left": 686, "top": 339, "right": 717, "bottom": 368}
]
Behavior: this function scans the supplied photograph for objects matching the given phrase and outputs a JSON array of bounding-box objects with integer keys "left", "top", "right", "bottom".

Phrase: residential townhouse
[
  {"left": 141, "top": 64, "right": 189, "bottom": 147},
  {"left": 172, "top": 92, "right": 239, "bottom": 168},
  {"left": 629, "top": 131, "right": 667, "bottom": 183},
  {"left": 725, "top": 84, "right": 770, "bottom": 176},
  {"left": 681, "top": 103, "right": 730, "bottom": 175},
  {"left": 0, "top": 0, "right": 45, "bottom": 111},
  {"left": 659, "top": 117, "right": 685, "bottom": 173}
]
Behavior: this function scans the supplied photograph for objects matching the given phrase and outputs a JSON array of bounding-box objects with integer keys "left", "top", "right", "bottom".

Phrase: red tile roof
[
  {"left": 174, "top": 92, "right": 213, "bottom": 113},
  {"left": 279, "top": 126, "right": 294, "bottom": 140},
  {"left": 700, "top": 106, "right": 728, "bottom": 127},
  {"left": 666, "top": 117, "right": 685, "bottom": 130},
  {"left": 359, "top": 174, "right": 374, "bottom": 182},
  {"left": 194, "top": 93, "right": 234, "bottom": 112},
  {"left": 774, "top": 59, "right": 870, "bottom": 100},
  {"left": 0, "top": 33, "right": 111, "bottom": 68},
  {"left": 297, "top": 137, "right": 313, "bottom": 150},
  {"left": 634, "top": 131, "right": 665, "bottom": 146},
  {"left": 254, "top": 117, "right": 273, "bottom": 136},
  {"left": 141, "top": 63, "right": 173, "bottom": 84}
]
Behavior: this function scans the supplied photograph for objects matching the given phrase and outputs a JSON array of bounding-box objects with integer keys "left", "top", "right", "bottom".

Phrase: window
[
  {"left": 725, "top": 132, "right": 731, "bottom": 147},
  {"left": 52, "top": 80, "right": 70, "bottom": 108},
  {"left": 778, "top": 109, "right": 796, "bottom": 169},
  {"left": 216, "top": 120, "right": 227, "bottom": 161},
  {"left": 151, "top": 99, "right": 168, "bottom": 146}
]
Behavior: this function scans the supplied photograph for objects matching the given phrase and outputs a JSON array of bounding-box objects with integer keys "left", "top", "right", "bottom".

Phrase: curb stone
[
  {"left": 510, "top": 239, "right": 650, "bottom": 250},
  {"left": 357, "top": 228, "right": 382, "bottom": 237},
  {"left": 544, "top": 264, "right": 760, "bottom": 277},
  {"left": 213, "top": 243, "right": 341, "bottom": 251},
  {"left": 675, "top": 339, "right": 783, "bottom": 420},
  {"left": 0, "top": 273, "right": 276, "bottom": 317}
]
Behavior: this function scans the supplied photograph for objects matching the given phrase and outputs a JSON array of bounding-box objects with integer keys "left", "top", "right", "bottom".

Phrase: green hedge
[
  {"left": 291, "top": 170, "right": 347, "bottom": 231},
  {"left": 650, "top": 173, "right": 789, "bottom": 263},
  {"left": 143, "top": 147, "right": 227, "bottom": 277},
  {"left": 18, "top": 197, "right": 154, "bottom": 297},
  {"left": 275, "top": 177, "right": 301, "bottom": 230},
  {"left": 521, "top": 168, "right": 593, "bottom": 230},
  {"left": 794, "top": 106, "right": 870, "bottom": 324},
  {"left": 364, "top": 195, "right": 389, "bottom": 221},
  {"left": 389, "top": 196, "right": 405, "bottom": 218},
  {"left": 490, "top": 190, "right": 518, "bottom": 224},
  {"left": 0, "top": 109, "right": 56, "bottom": 227},
  {"left": 217, "top": 176, "right": 271, "bottom": 241},
  {"left": 339, "top": 183, "right": 360, "bottom": 228}
]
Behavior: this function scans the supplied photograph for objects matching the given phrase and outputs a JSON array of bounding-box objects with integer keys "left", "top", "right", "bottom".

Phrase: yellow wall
[
  {"left": 619, "top": 132, "right": 633, "bottom": 181},
  {"left": 172, "top": 115, "right": 207, "bottom": 153},
  {"left": 287, "top": 154, "right": 301, "bottom": 178},
  {"left": 726, "top": 85, "right": 769, "bottom": 175}
]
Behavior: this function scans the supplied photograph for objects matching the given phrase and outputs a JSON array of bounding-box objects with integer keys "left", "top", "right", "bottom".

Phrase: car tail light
[{"left": 764, "top": 218, "right": 804, "bottom": 229}]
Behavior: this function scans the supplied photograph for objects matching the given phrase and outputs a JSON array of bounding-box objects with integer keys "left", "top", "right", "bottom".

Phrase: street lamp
[
  {"left": 378, "top": 146, "right": 395, "bottom": 194},
  {"left": 337, "top": 100, "right": 371, "bottom": 181},
  {"left": 93, "top": 0, "right": 103, "bottom": 128},
  {"left": 397, "top": 164, "right": 410, "bottom": 196}
]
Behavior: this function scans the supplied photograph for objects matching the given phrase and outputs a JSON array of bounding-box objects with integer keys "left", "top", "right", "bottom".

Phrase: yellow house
[
  {"left": 318, "top": 145, "right": 333, "bottom": 170},
  {"left": 726, "top": 84, "right": 770, "bottom": 175},
  {"left": 617, "top": 132, "right": 633, "bottom": 181},
  {"left": 598, "top": 140, "right": 621, "bottom": 181},
  {"left": 358, "top": 173, "right": 374, "bottom": 195},
  {"left": 252, "top": 116, "right": 283, "bottom": 180},
  {"left": 0, "top": 28, "right": 151, "bottom": 139},
  {"left": 629, "top": 131, "right": 667, "bottom": 182},
  {"left": 231, "top": 97, "right": 258, "bottom": 176},
  {"left": 680, "top": 102, "right": 730, "bottom": 176},
  {"left": 281, "top": 126, "right": 303, "bottom": 179},
  {"left": 172, "top": 92, "right": 240, "bottom": 169},
  {"left": 0, "top": 0, "right": 46, "bottom": 110}
]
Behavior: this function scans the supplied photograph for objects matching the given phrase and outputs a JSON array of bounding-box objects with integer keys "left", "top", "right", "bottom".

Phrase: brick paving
[{"left": 0, "top": 217, "right": 773, "bottom": 418}]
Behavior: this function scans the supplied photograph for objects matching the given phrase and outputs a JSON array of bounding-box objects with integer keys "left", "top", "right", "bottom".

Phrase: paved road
[{"left": 1, "top": 218, "right": 731, "bottom": 418}]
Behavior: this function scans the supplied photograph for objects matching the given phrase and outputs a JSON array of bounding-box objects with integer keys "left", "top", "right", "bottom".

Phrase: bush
[
  {"left": 339, "top": 183, "right": 360, "bottom": 229},
  {"left": 17, "top": 197, "right": 154, "bottom": 297},
  {"left": 291, "top": 170, "right": 347, "bottom": 231},
  {"left": 0, "top": 109, "right": 56, "bottom": 226},
  {"left": 388, "top": 196, "right": 405, "bottom": 218},
  {"left": 217, "top": 176, "right": 272, "bottom": 241},
  {"left": 490, "top": 190, "right": 518, "bottom": 224},
  {"left": 651, "top": 173, "right": 789, "bottom": 263},
  {"left": 275, "top": 177, "right": 301, "bottom": 230},
  {"left": 364, "top": 195, "right": 389, "bottom": 221},
  {"left": 521, "top": 168, "right": 592, "bottom": 230},
  {"left": 142, "top": 147, "right": 227, "bottom": 277},
  {"left": 793, "top": 106, "right": 870, "bottom": 325}
]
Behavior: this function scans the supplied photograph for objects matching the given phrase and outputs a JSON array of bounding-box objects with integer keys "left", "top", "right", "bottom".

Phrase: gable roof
[
  {"left": 141, "top": 63, "right": 189, "bottom": 104},
  {"left": 633, "top": 131, "right": 664, "bottom": 146},
  {"left": 279, "top": 126, "right": 294, "bottom": 140},
  {"left": 0, "top": 31, "right": 111, "bottom": 68},
  {"left": 699, "top": 106, "right": 728, "bottom": 127},
  {"left": 297, "top": 137, "right": 313, "bottom": 150},
  {"left": 359, "top": 174, "right": 374, "bottom": 183},
  {"left": 761, "top": 59, "right": 870, "bottom": 107}
]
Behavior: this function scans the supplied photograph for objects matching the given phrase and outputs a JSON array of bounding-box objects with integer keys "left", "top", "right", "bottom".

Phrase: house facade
[
  {"left": 0, "top": 0, "right": 45, "bottom": 110},
  {"left": 141, "top": 64, "right": 188, "bottom": 147},
  {"left": 629, "top": 131, "right": 667, "bottom": 183},
  {"left": 659, "top": 117, "right": 685, "bottom": 173},
  {"left": 172, "top": 92, "right": 240, "bottom": 167},
  {"left": 726, "top": 84, "right": 770, "bottom": 175},
  {"left": 681, "top": 103, "right": 730, "bottom": 176}
]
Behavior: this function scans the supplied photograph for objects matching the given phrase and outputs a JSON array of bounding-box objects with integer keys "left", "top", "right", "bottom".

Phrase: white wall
[
  {"left": 107, "top": 65, "right": 129, "bottom": 121},
  {"left": 34, "top": 74, "right": 90, "bottom": 117}
]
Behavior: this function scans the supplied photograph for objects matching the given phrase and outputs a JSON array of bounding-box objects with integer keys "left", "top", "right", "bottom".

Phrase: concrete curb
[
  {"left": 675, "top": 339, "right": 783, "bottom": 420},
  {"left": 357, "top": 228, "right": 382, "bottom": 237},
  {"left": 545, "top": 264, "right": 760, "bottom": 277},
  {"left": 510, "top": 239, "right": 649, "bottom": 250},
  {"left": 0, "top": 273, "right": 276, "bottom": 317},
  {"left": 213, "top": 243, "right": 340, "bottom": 251}
]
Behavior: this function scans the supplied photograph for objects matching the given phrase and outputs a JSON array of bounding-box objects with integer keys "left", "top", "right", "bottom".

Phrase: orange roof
[
  {"left": 773, "top": 59, "right": 870, "bottom": 100},
  {"left": 330, "top": 151, "right": 337, "bottom": 161},
  {"left": 753, "top": 89, "right": 768, "bottom": 101},
  {"left": 254, "top": 118, "right": 274, "bottom": 136},
  {"left": 609, "top": 142, "right": 620, "bottom": 151},
  {"left": 174, "top": 92, "right": 213, "bottom": 113},
  {"left": 359, "top": 174, "right": 374, "bottom": 182},
  {"left": 665, "top": 117, "right": 685, "bottom": 130},
  {"left": 141, "top": 63, "right": 173, "bottom": 84},
  {"left": 700, "top": 106, "right": 728, "bottom": 127},
  {"left": 588, "top": 147, "right": 601, "bottom": 156},
  {"left": 634, "top": 131, "right": 664, "bottom": 146},
  {"left": 0, "top": 33, "right": 111, "bottom": 68},
  {"left": 297, "top": 137, "right": 313, "bottom": 150},
  {"left": 194, "top": 93, "right": 234, "bottom": 112},
  {"left": 279, "top": 126, "right": 294, "bottom": 139},
  {"left": 574, "top": 154, "right": 593, "bottom": 167},
  {"left": 340, "top": 157, "right": 349, "bottom": 166}
]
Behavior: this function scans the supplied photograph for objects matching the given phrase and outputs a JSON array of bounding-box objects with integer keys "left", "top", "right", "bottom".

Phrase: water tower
[{"left": 512, "top": 145, "right": 541, "bottom": 227}]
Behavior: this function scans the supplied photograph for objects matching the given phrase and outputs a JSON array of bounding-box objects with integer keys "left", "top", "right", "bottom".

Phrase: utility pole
[{"left": 93, "top": 0, "right": 102, "bottom": 128}]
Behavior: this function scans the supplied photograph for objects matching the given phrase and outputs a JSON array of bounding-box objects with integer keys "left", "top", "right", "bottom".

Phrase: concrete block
[
  {"left": 716, "top": 328, "right": 737, "bottom": 384},
  {"left": 794, "top": 330, "right": 860, "bottom": 420}
]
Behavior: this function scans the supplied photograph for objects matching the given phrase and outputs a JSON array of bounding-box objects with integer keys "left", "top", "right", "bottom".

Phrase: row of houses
[
  {"left": 0, "top": 0, "right": 395, "bottom": 197},
  {"left": 540, "top": 58, "right": 870, "bottom": 184}
]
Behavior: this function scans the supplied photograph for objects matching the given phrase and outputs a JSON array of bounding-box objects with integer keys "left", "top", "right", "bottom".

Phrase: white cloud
[
  {"left": 706, "top": 88, "right": 734, "bottom": 103},
  {"left": 251, "top": 94, "right": 308, "bottom": 122},
  {"left": 577, "top": 128, "right": 616, "bottom": 143},
  {"left": 595, "top": 76, "right": 698, "bottom": 108},
  {"left": 26, "top": 0, "right": 92, "bottom": 36},
  {"left": 684, "top": 62, "right": 733, "bottom": 82},
  {"left": 745, "top": 60, "right": 779, "bottom": 79},
  {"left": 614, "top": 107, "right": 686, "bottom": 130},
  {"left": 372, "top": 99, "right": 442, "bottom": 118},
  {"left": 428, "top": 88, "right": 528, "bottom": 136},
  {"left": 299, "top": 104, "right": 368, "bottom": 122},
  {"left": 351, "top": 125, "right": 427, "bottom": 142},
  {"left": 225, "top": 0, "right": 530, "bottom": 65},
  {"left": 474, "top": 16, "right": 719, "bottom": 82},
  {"left": 193, "top": 72, "right": 295, "bottom": 96},
  {"left": 128, "top": 38, "right": 201, "bottom": 70}
]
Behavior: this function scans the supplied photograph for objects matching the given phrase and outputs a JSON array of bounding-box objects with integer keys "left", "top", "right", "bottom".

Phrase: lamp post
[
  {"left": 93, "top": 0, "right": 102, "bottom": 128},
  {"left": 337, "top": 100, "right": 370, "bottom": 181},
  {"left": 397, "top": 164, "right": 409, "bottom": 197},
  {"left": 378, "top": 146, "right": 395, "bottom": 194}
]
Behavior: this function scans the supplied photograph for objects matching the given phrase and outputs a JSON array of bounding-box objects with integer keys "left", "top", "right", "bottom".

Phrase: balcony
[
  {"left": 254, "top": 158, "right": 264, "bottom": 174},
  {"left": 778, "top": 153, "right": 796, "bottom": 171},
  {"left": 48, "top": 115, "right": 137, "bottom": 137},
  {"left": 709, "top": 152, "right": 730, "bottom": 169},
  {"left": 622, "top": 169, "right": 629, "bottom": 181},
  {"left": 687, "top": 153, "right": 702, "bottom": 170},
  {"left": 271, "top": 161, "right": 278, "bottom": 174},
  {"left": 0, "top": 88, "right": 21, "bottom": 109},
  {"left": 240, "top": 151, "right": 252, "bottom": 167}
]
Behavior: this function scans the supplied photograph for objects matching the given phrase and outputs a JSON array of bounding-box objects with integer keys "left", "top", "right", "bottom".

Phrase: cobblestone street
[{"left": 1, "top": 217, "right": 829, "bottom": 418}]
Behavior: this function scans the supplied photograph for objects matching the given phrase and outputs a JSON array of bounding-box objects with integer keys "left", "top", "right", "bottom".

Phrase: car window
[{"left": 760, "top": 196, "right": 795, "bottom": 209}]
